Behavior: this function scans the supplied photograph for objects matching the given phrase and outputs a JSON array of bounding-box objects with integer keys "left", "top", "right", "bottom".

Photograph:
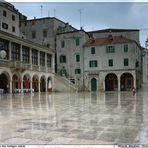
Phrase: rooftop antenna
[
  {"left": 54, "top": 9, "right": 56, "bottom": 17},
  {"left": 78, "top": 9, "right": 82, "bottom": 29},
  {"left": 41, "top": 5, "right": 43, "bottom": 17},
  {"left": 145, "top": 37, "right": 148, "bottom": 50}
]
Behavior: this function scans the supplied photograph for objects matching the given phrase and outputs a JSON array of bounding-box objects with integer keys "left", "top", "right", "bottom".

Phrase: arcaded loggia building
[{"left": 0, "top": 1, "right": 55, "bottom": 93}]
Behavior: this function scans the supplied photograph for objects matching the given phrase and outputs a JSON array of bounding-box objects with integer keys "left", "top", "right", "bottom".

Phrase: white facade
[
  {"left": 83, "top": 35, "right": 143, "bottom": 91},
  {"left": 56, "top": 30, "right": 89, "bottom": 90}
]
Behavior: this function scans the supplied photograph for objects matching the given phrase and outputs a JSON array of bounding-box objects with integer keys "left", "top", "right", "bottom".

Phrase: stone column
[
  {"left": 9, "top": 80, "right": 12, "bottom": 93},
  {"left": 118, "top": 74, "right": 121, "bottom": 91},
  {"left": 21, "top": 76, "right": 23, "bottom": 92},
  {"left": 20, "top": 45, "right": 22, "bottom": 62},
  {"left": 45, "top": 53, "right": 47, "bottom": 72},
  {"left": 38, "top": 80, "right": 40, "bottom": 93},
  {"left": 9, "top": 41, "right": 11, "bottom": 60},
  {"left": 52, "top": 54, "right": 55, "bottom": 73},
  {"left": 30, "top": 80, "right": 32, "bottom": 93},
  {"left": 45, "top": 78, "right": 48, "bottom": 92}
]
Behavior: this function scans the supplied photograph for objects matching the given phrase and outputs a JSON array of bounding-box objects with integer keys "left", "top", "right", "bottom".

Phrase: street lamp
[{"left": 0, "top": 42, "right": 6, "bottom": 59}]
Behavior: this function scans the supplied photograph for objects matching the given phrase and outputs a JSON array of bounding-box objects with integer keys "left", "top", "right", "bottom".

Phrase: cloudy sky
[{"left": 11, "top": 1, "right": 148, "bottom": 47}]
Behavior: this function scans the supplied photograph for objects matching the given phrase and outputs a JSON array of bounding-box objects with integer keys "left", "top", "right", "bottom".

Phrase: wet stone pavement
[{"left": 0, "top": 84, "right": 148, "bottom": 144}]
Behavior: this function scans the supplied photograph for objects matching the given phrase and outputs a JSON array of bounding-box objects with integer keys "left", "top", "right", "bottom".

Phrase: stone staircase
[{"left": 52, "top": 74, "right": 78, "bottom": 92}]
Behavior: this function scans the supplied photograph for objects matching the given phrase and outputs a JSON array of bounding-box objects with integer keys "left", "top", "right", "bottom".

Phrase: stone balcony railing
[{"left": 0, "top": 59, "right": 53, "bottom": 73}]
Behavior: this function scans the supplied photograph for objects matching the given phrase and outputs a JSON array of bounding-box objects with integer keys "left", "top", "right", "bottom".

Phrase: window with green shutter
[
  {"left": 75, "top": 38, "right": 80, "bottom": 46},
  {"left": 60, "top": 55, "right": 66, "bottom": 63},
  {"left": 124, "top": 44, "right": 128, "bottom": 52},
  {"left": 124, "top": 58, "right": 128, "bottom": 66},
  {"left": 61, "top": 40, "right": 65, "bottom": 48},
  {"left": 89, "top": 60, "right": 98, "bottom": 67},
  {"left": 106, "top": 46, "right": 115, "bottom": 53},
  {"left": 76, "top": 54, "right": 80, "bottom": 62},
  {"left": 91, "top": 47, "right": 95, "bottom": 54},
  {"left": 108, "top": 59, "right": 113, "bottom": 66}
]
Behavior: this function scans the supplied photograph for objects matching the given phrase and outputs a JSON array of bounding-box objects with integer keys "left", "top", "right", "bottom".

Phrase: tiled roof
[
  {"left": 84, "top": 35, "right": 133, "bottom": 47},
  {"left": 88, "top": 28, "right": 139, "bottom": 33}
]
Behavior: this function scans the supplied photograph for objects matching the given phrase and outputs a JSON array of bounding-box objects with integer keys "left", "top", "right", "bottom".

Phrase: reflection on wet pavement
[{"left": 0, "top": 84, "right": 148, "bottom": 144}]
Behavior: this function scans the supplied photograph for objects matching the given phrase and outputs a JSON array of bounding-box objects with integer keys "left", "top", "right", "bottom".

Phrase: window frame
[
  {"left": 89, "top": 60, "right": 98, "bottom": 67},
  {"left": 91, "top": 47, "right": 95, "bottom": 54},
  {"left": 108, "top": 59, "right": 113, "bottom": 67},
  {"left": 124, "top": 58, "right": 129, "bottom": 66}
]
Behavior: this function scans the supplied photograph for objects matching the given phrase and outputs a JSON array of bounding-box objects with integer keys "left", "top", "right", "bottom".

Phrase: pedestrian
[{"left": 132, "top": 86, "right": 136, "bottom": 95}]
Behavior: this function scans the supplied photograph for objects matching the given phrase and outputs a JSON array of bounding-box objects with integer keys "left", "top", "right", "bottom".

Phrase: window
[
  {"left": 3, "top": 10, "right": 7, "bottom": 17},
  {"left": 32, "top": 31, "right": 36, "bottom": 39},
  {"left": 47, "top": 54, "right": 52, "bottom": 67},
  {"left": 61, "top": 41, "right": 65, "bottom": 48},
  {"left": 11, "top": 42, "right": 20, "bottom": 61},
  {"left": 108, "top": 59, "right": 113, "bottom": 66},
  {"left": 91, "top": 47, "right": 95, "bottom": 54},
  {"left": 124, "top": 44, "right": 128, "bottom": 52},
  {"left": 106, "top": 46, "right": 115, "bottom": 53},
  {"left": 76, "top": 54, "right": 80, "bottom": 62},
  {"left": 2, "top": 22, "right": 8, "bottom": 30},
  {"left": 60, "top": 55, "right": 66, "bottom": 63},
  {"left": 47, "top": 44, "right": 50, "bottom": 48},
  {"left": 32, "top": 49, "right": 38, "bottom": 65},
  {"left": 22, "top": 46, "right": 30, "bottom": 63},
  {"left": 75, "top": 69, "right": 81, "bottom": 74},
  {"left": 124, "top": 58, "right": 129, "bottom": 66},
  {"left": 12, "top": 26, "right": 15, "bottom": 32},
  {"left": 75, "top": 38, "right": 80, "bottom": 46},
  {"left": 40, "top": 51, "right": 45, "bottom": 66},
  {"left": 89, "top": 60, "right": 98, "bottom": 67},
  {"left": 43, "top": 29, "right": 47, "bottom": 38},
  {"left": 12, "top": 15, "right": 15, "bottom": 21}
]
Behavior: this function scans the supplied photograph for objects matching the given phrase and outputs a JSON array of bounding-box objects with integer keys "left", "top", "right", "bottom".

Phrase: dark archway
[
  {"left": 91, "top": 78, "right": 97, "bottom": 91},
  {"left": 105, "top": 73, "right": 118, "bottom": 91},
  {"left": 120, "top": 73, "right": 133, "bottom": 91},
  {"left": 0, "top": 73, "right": 9, "bottom": 93}
]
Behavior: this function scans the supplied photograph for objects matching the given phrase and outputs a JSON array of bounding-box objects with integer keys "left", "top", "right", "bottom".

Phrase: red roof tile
[{"left": 84, "top": 35, "right": 133, "bottom": 47}]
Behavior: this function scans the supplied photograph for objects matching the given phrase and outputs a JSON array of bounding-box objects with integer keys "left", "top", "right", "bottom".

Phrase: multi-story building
[
  {"left": 0, "top": 29, "right": 55, "bottom": 93},
  {"left": 56, "top": 29, "right": 89, "bottom": 90},
  {"left": 20, "top": 17, "right": 76, "bottom": 49},
  {"left": 83, "top": 34, "right": 143, "bottom": 91},
  {"left": 0, "top": 0, "right": 26, "bottom": 36}
]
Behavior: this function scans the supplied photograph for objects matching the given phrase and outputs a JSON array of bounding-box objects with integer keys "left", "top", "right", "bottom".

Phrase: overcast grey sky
[{"left": 12, "top": 2, "right": 148, "bottom": 47}]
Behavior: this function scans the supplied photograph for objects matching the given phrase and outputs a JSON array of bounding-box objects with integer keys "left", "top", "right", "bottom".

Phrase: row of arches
[
  {"left": 0, "top": 71, "right": 52, "bottom": 93},
  {"left": 91, "top": 73, "right": 134, "bottom": 91}
]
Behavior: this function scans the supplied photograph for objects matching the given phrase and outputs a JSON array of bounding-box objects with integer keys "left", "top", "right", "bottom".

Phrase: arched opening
[
  {"left": 23, "top": 74, "right": 31, "bottom": 89},
  {"left": 0, "top": 72, "right": 10, "bottom": 93},
  {"left": 91, "top": 78, "right": 97, "bottom": 91},
  {"left": 105, "top": 73, "right": 118, "bottom": 91},
  {"left": 47, "top": 76, "right": 52, "bottom": 92},
  {"left": 12, "top": 74, "right": 21, "bottom": 91},
  {"left": 120, "top": 73, "right": 133, "bottom": 91},
  {"left": 32, "top": 75, "right": 39, "bottom": 92},
  {"left": 40, "top": 76, "right": 46, "bottom": 92}
]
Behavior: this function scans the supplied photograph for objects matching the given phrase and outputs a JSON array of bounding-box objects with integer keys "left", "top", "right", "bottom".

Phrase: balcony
[{"left": 0, "top": 59, "right": 53, "bottom": 73}]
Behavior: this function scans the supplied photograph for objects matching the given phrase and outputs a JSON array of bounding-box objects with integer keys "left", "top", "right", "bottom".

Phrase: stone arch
[
  {"left": 23, "top": 73, "right": 31, "bottom": 89},
  {"left": 120, "top": 73, "right": 134, "bottom": 91},
  {"left": 32, "top": 74, "right": 39, "bottom": 92},
  {"left": 40, "top": 75, "right": 46, "bottom": 92},
  {"left": 12, "top": 73, "right": 21, "bottom": 91},
  {"left": 105, "top": 73, "right": 118, "bottom": 91},
  {"left": 0, "top": 71, "right": 10, "bottom": 93}
]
